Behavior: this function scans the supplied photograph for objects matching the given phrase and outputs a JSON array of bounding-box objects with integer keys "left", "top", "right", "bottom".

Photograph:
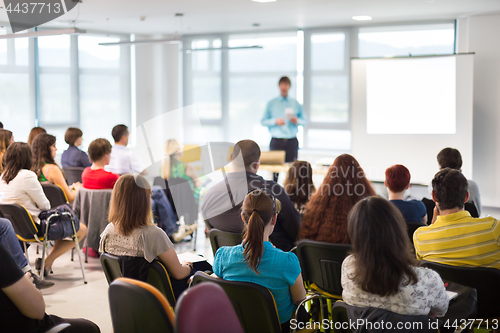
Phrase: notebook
[{"left": 447, "top": 291, "right": 458, "bottom": 301}]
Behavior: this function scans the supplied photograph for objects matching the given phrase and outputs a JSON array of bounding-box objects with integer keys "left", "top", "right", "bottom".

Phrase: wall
[{"left": 457, "top": 14, "right": 500, "bottom": 207}]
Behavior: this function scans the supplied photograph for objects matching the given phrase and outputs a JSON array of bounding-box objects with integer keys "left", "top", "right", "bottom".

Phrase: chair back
[
  {"left": 209, "top": 228, "right": 243, "bottom": 256},
  {"left": 421, "top": 261, "right": 500, "bottom": 317},
  {"left": 109, "top": 277, "right": 175, "bottom": 333},
  {"left": 42, "top": 183, "right": 68, "bottom": 207},
  {"left": 147, "top": 260, "right": 177, "bottom": 307},
  {"left": 63, "top": 167, "right": 85, "bottom": 185},
  {"left": 0, "top": 204, "right": 40, "bottom": 240},
  {"left": 100, "top": 253, "right": 122, "bottom": 284},
  {"left": 422, "top": 198, "right": 479, "bottom": 221},
  {"left": 175, "top": 282, "right": 244, "bottom": 333},
  {"left": 296, "top": 239, "right": 352, "bottom": 297},
  {"left": 406, "top": 221, "right": 426, "bottom": 245},
  {"left": 191, "top": 272, "right": 282, "bottom": 333}
]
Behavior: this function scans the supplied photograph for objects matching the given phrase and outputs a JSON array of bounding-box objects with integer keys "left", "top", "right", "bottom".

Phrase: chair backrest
[
  {"left": 0, "top": 204, "right": 39, "bottom": 240},
  {"left": 422, "top": 198, "right": 479, "bottom": 222},
  {"left": 209, "top": 228, "right": 243, "bottom": 256},
  {"left": 175, "top": 282, "right": 244, "bottom": 333},
  {"left": 191, "top": 272, "right": 282, "bottom": 333},
  {"left": 147, "top": 260, "right": 177, "bottom": 307},
  {"left": 41, "top": 183, "right": 68, "bottom": 207},
  {"left": 109, "top": 277, "right": 174, "bottom": 333},
  {"left": 421, "top": 261, "right": 500, "bottom": 317},
  {"left": 296, "top": 239, "right": 352, "bottom": 296},
  {"left": 63, "top": 167, "right": 85, "bottom": 185},
  {"left": 406, "top": 221, "right": 426, "bottom": 245},
  {"left": 100, "top": 253, "right": 122, "bottom": 284},
  {"left": 332, "top": 301, "right": 439, "bottom": 333}
]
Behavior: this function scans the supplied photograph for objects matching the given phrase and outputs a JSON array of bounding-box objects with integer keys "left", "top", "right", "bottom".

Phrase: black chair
[
  {"left": 406, "top": 221, "right": 426, "bottom": 245},
  {"left": 100, "top": 253, "right": 122, "bottom": 284},
  {"left": 421, "top": 261, "right": 500, "bottom": 318},
  {"left": 41, "top": 183, "right": 68, "bottom": 207},
  {"left": 109, "top": 278, "right": 175, "bottom": 333},
  {"left": 0, "top": 203, "right": 87, "bottom": 283},
  {"left": 63, "top": 167, "right": 85, "bottom": 185},
  {"left": 147, "top": 260, "right": 177, "bottom": 307},
  {"left": 422, "top": 198, "right": 479, "bottom": 223},
  {"left": 191, "top": 271, "right": 282, "bottom": 333},
  {"left": 296, "top": 240, "right": 352, "bottom": 323},
  {"left": 208, "top": 228, "right": 242, "bottom": 256},
  {"left": 331, "top": 301, "right": 440, "bottom": 333}
]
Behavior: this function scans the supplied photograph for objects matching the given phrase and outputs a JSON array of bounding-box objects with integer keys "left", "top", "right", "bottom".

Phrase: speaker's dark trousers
[{"left": 270, "top": 137, "right": 298, "bottom": 182}]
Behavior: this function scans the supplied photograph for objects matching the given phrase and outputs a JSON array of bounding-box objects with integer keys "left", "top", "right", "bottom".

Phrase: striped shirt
[{"left": 413, "top": 211, "right": 500, "bottom": 268}]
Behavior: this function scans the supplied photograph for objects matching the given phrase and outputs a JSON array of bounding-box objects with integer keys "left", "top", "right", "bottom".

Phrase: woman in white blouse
[
  {"left": 342, "top": 196, "right": 449, "bottom": 317},
  {"left": 0, "top": 142, "right": 87, "bottom": 275}
]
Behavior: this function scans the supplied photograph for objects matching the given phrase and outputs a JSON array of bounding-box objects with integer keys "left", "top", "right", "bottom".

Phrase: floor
[{"left": 33, "top": 221, "right": 213, "bottom": 333}]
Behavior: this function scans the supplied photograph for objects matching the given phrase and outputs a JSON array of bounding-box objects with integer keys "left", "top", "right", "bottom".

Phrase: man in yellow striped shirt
[{"left": 414, "top": 168, "right": 500, "bottom": 268}]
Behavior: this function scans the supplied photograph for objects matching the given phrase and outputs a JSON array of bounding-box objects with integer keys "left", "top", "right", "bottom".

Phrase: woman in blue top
[{"left": 213, "top": 189, "right": 306, "bottom": 332}]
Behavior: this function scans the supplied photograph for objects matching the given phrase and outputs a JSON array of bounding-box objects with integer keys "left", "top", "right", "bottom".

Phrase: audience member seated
[
  {"left": 0, "top": 243, "right": 100, "bottom": 333},
  {"left": 342, "top": 196, "right": 448, "bottom": 317},
  {"left": 32, "top": 133, "right": 81, "bottom": 203},
  {"left": 82, "top": 138, "right": 120, "bottom": 190},
  {"left": 0, "top": 129, "right": 14, "bottom": 174},
  {"left": 415, "top": 168, "right": 500, "bottom": 268},
  {"left": 213, "top": 189, "right": 306, "bottom": 332},
  {"left": 299, "top": 154, "right": 375, "bottom": 244},
  {"left": 0, "top": 218, "right": 53, "bottom": 289},
  {"left": 27, "top": 127, "right": 46, "bottom": 146},
  {"left": 283, "top": 161, "right": 315, "bottom": 217},
  {"left": 162, "top": 139, "right": 201, "bottom": 200},
  {"left": 105, "top": 124, "right": 147, "bottom": 175},
  {"left": 61, "top": 127, "right": 92, "bottom": 168},
  {"left": 385, "top": 164, "right": 427, "bottom": 223},
  {"left": 429, "top": 148, "right": 481, "bottom": 216},
  {"left": 0, "top": 142, "right": 87, "bottom": 276},
  {"left": 99, "top": 175, "right": 208, "bottom": 298},
  {"left": 201, "top": 140, "right": 301, "bottom": 252}
]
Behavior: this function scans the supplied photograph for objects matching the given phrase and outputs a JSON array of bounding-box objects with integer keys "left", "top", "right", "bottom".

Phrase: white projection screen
[{"left": 351, "top": 54, "right": 474, "bottom": 184}]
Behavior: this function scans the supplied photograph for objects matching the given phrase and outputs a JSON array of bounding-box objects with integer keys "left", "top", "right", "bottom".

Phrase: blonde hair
[{"left": 161, "top": 139, "right": 181, "bottom": 179}]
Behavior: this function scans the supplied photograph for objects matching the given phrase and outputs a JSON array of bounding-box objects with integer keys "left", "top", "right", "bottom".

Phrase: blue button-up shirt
[
  {"left": 61, "top": 145, "right": 92, "bottom": 168},
  {"left": 261, "top": 95, "right": 307, "bottom": 139}
]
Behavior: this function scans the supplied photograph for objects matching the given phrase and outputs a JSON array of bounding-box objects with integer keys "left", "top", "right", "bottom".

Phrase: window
[
  {"left": 228, "top": 32, "right": 298, "bottom": 147},
  {"left": 78, "top": 35, "right": 129, "bottom": 148},
  {"left": 358, "top": 23, "right": 455, "bottom": 58}
]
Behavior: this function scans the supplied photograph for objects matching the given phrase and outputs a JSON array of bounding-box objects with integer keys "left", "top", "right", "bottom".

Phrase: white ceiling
[{"left": 1, "top": 0, "right": 500, "bottom": 36}]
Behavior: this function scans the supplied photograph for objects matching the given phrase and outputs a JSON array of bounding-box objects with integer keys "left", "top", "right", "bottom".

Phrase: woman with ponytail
[{"left": 213, "top": 189, "right": 306, "bottom": 332}]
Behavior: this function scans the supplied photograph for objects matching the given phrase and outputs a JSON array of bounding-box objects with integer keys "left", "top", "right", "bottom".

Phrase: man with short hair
[
  {"left": 201, "top": 140, "right": 301, "bottom": 252},
  {"left": 261, "top": 76, "right": 307, "bottom": 182},
  {"left": 414, "top": 168, "right": 500, "bottom": 268},
  {"left": 105, "top": 124, "right": 147, "bottom": 175}
]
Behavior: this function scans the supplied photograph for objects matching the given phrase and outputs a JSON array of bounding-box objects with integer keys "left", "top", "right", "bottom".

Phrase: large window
[
  {"left": 0, "top": 29, "right": 33, "bottom": 142},
  {"left": 358, "top": 23, "right": 455, "bottom": 58},
  {"left": 0, "top": 31, "right": 131, "bottom": 150}
]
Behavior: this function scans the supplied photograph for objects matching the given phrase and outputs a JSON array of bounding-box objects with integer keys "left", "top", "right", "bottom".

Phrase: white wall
[{"left": 457, "top": 14, "right": 500, "bottom": 207}]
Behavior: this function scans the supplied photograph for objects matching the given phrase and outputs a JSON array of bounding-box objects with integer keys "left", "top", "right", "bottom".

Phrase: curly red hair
[{"left": 299, "top": 154, "right": 376, "bottom": 244}]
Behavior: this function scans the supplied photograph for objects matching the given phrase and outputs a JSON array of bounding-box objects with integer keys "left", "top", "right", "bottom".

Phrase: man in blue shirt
[{"left": 261, "top": 77, "right": 307, "bottom": 182}]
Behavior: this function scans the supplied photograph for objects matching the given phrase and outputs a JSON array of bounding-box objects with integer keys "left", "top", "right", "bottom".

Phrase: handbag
[{"left": 39, "top": 203, "right": 80, "bottom": 240}]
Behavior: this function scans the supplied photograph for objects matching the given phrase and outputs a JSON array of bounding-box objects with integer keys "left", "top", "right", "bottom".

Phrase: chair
[
  {"left": 109, "top": 277, "right": 175, "bottom": 333},
  {"left": 147, "top": 260, "right": 177, "bottom": 307},
  {"left": 209, "top": 228, "right": 242, "bottom": 256},
  {"left": 191, "top": 271, "right": 282, "bottom": 333},
  {"left": 0, "top": 203, "right": 87, "bottom": 283},
  {"left": 421, "top": 198, "right": 479, "bottom": 222},
  {"left": 73, "top": 188, "right": 113, "bottom": 262},
  {"left": 99, "top": 253, "right": 122, "bottom": 284},
  {"left": 406, "top": 221, "right": 426, "bottom": 245},
  {"left": 295, "top": 240, "right": 352, "bottom": 322},
  {"left": 421, "top": 261, "right": 500, "bottom": 318},
  {"left": 41, "top": 183, "right": 68, "bottom": 207},
  {"left": 63, "top": 167, "right": 85, "bottom": 185},
  {"left": 175, "top": 282, "right": 244, "bottom": 333},
  {"left": 331, "top": 301, "right": 440, "bottom": 333}
]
